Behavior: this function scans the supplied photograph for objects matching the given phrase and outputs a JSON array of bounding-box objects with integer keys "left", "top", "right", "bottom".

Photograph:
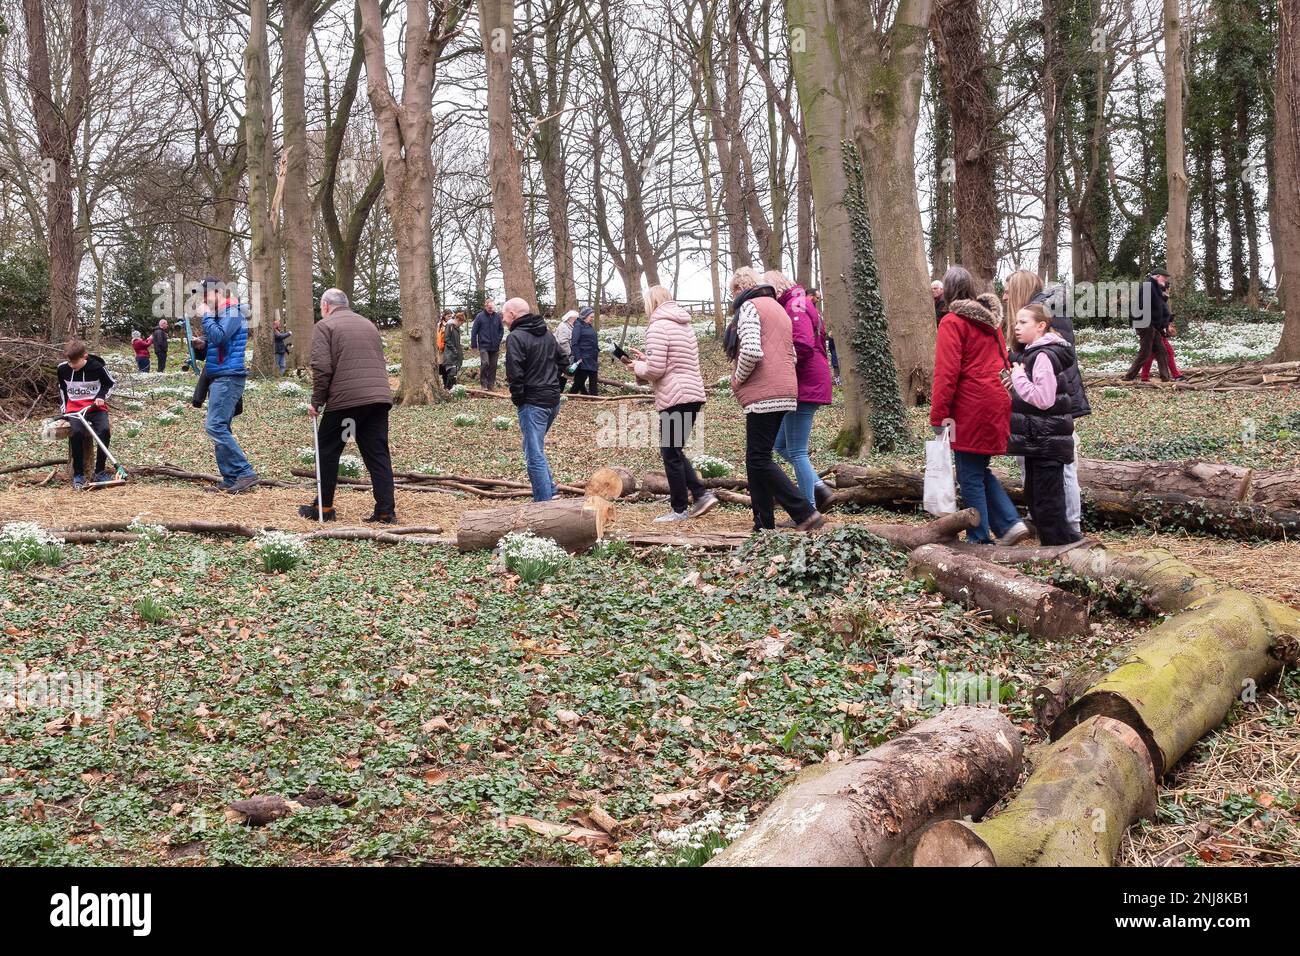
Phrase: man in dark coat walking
[
  {"left": 301, "top": 288, "right": 397, "bottom": 523},
  {"left": 471, "top": 298, "right": 504, "bottom": 390},
  {"left": 1123, "top": 268, "right": 1172, "bottom": 382},
  {"left": 151, "top": 319, "right": 170, "bottom": 372}
]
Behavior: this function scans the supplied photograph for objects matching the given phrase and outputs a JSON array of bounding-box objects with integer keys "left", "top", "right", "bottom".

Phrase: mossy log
[
  {"left": 913, "top": 716, "right": 1156, "bottom": 867},
  {"left": 1055, "top": 548, "right": 1300, "bottom": 777},
  {"left": 908, "top": 543, "right": 1090, "bottom": 640},
  {"left": 708, "top": 707, "right": 1023, "bottom": 867}
]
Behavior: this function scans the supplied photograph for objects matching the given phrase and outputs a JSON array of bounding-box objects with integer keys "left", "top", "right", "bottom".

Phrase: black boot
[
  {"left": 298, "top": 502, "right": 336, "bottom": 521},
  {"left": 814, "top": 481, "right": 836, "bottom": 514},
  {"left": 364, "top": 509, "right": 397, "bottom": 524}
]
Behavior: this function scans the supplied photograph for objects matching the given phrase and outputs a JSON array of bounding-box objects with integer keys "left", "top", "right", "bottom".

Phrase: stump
[
  {"left": 585, "top": 466, "right": 637, "bottom": 499},
  {"left": 908, "top": 543, "right": 1090, "bottom": 640},
  {"left": 913, "top": 716, "right": 1157, "bottom": 867},
  {"left": 456, "top": 496, "right": 613, "bottom": 553},
  {"left": 708, "top": 707, "right": 1023, "bottom": 867}
]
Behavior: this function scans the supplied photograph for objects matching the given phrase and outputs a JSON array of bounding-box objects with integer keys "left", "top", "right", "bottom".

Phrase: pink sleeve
[{"left": 1010, "top": 352, "right": 1058, "bottom": 410}]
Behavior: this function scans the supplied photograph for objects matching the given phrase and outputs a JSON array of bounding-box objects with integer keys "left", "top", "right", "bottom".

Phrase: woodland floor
[{"left": 0, "top": 334, "right": 1297, "bottom": 866}]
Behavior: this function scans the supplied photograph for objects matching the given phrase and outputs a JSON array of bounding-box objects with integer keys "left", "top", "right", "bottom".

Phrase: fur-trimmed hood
[{"left": 948, "top": 293, "right": 1003, "bottom": 332}]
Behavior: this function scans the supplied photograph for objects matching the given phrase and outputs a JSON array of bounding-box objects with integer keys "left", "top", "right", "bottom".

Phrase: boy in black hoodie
[{"left": 56, "top": 339, "right": 117, "bottom": 489}]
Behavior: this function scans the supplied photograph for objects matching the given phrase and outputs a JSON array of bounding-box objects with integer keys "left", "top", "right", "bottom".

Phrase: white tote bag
[{"left": 923, "top": 427, "right": 958, "bottom": 516}]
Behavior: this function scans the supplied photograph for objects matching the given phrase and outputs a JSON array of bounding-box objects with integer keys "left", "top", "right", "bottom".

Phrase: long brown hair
[{"left": 1003, "top": 269, "right": 1043, "bottom": 341}]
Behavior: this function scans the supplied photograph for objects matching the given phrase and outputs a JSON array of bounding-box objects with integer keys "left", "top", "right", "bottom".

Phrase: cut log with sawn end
[
  {"left": 708, "top": 706, "right": 1023, "bottom": 867},
  {"left": 456, "top": 496, "right": 614, "bottom": 553},
  {"left": 913, "top": 715, "right": 1157, "bottom": 867},
  {"left": 908, "top": 543, "right": 1090, "bottom": 640}
]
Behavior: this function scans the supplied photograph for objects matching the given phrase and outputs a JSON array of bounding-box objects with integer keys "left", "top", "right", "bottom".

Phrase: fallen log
[
  {"left": 908, "top": 543, "right": 1090, "bottom": 640},
  {"left": 0, "top": 457, "right": 65, "bottom": 476},
  {"left": 638, "top": 470, "right": 749, "bottom": 493},
  {"left": 1052, "top": 548, "right": 1300, "bottom": 777},
  {"left": 456, "top": 496, "right": 614, "bottom": 553},
  {"left": 708, "top": 707, "right": 1023, "bottom": 867},
  {"left": 1084, "top": 488, "right": 1300, "bottom": 540},
  {"left": 860, "top": 509, "right": 980, "bottom": 551},
  {"left": 913, "top": 716, "right": 1156, "bottom": 867},
  {"left": 1077, "top": 457, "right": 1253, "bottom": 502},
  {"left": 829, "top": 463, "right": 926, "bottom": 508},
  {"left": 586, "top": 466, "right": 638, "bottom": 499}
]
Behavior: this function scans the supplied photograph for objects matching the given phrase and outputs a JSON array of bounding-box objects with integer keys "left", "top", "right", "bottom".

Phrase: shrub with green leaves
[
  {"left": 253, "top": 530, "right": 307, "bottom": 573},
  {"left": 127, "top": 518, "right": 169, "bottom": 544},
  {"left": 155, "top": 411, "right": 180, "bottom": 426},
  {"left": 0, "top": 522, "right": 64, "bottom": 570},
  {"left": 693, "top": 454, "right": 732, "bottom": 479},
  {"left": 737, "top": 525, "right": 902, "bottom": 592},
  {"left": 296, "top": 402, "right": 313, "bottom": 416},
  {"left": 496, "top": 531, "right": 568, "bottom": 583},
  {"left": 277, "top": 381, "right": 305, "bottom": 397},
  {"left": 123, "top": 420, "right": 145, "bottom": 438},
  {"left": 492, "top": 415, "right": 512, "bottom": 431},
  {"left": 296, "top": 447, "right": 316, "bottom": 466},
  {"left": 449, "top": 384, "right": 468, "bottom": 399},
  {"left": 453, "top": 413, "right": 478, "bottom": 427},
  {"left": 337, "top": 454, "right": 364, "bottom": 478}
]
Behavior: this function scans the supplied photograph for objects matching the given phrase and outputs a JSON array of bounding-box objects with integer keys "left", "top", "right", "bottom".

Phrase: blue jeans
[
  {"left": 774, "top": 401, "right": 820, "bottom": 507},
  {"left": 276, "top": 353, "right": 286, "bottom": 373},
  {"left": 205, "top": 376, "right": 255, "bottom": 484},
  {"left": 953, "top": 450, "right": 1020, "bottom": 543},
  {"left": 517, "top": 403, "right": 560, "bottom": 501}
]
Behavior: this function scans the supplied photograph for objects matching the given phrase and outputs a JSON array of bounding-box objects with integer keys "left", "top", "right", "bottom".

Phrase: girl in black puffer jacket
[{"left": 1003, "top": 304, "right": 1082, "bottom": 546}]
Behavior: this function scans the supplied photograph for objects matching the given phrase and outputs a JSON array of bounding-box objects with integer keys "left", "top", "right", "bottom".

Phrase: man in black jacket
[
  {"left": 502, "top": 296, "right": 564, "bottom": 501},
  {"left": 151, "top": 319, "right": 170, "bottom": 372},
  {"left": 1123, "top": 268, "right": 1172, "bottom": 382},
  {"left": 471, "top": 298, "right": 504, "bottom": 390}
]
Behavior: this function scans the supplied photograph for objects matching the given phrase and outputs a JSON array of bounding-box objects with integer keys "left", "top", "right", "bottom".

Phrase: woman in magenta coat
[{"left": 930, "top": 266, "right": 1028, "bottom": 545}]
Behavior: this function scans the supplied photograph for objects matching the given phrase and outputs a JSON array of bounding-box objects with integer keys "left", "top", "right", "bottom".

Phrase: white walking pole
[{"left": 312, "top": 404, "right": 324, "bottom": 524}]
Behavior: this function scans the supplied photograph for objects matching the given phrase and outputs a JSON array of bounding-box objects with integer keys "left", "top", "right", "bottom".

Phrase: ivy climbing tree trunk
[
  {"left": 829, "top": 0, "right": 936, "bottom": 408},
  {"left": 1273, "top": 0, "right": 1300, "bottom": 361},
  {"left": 786, "top": 0, "right": 909, "bottom": 454}
]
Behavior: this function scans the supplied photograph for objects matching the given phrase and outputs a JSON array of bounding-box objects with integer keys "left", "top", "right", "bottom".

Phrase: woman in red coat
[{"left": 930, "top": 266, "right": 1028, "bottom": 545}]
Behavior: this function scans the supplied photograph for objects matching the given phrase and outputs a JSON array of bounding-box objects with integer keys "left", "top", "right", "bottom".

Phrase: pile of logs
[
  {"left": 0, "top": 337, "right": 63, "bottom": 423},
  {"left": 711, "top": 542, "right": 1300, "bottom": 868},
  {"left": 1088, "top": 360, "right": 1300, "bottom": 392}
]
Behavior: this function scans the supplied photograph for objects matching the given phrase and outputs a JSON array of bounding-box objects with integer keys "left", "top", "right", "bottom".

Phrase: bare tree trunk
[
  {"left": 281, "top": 0, "right": 316, "bottom": 369},
  {"left": 930, "top": 0, "right": 999, "bottom": 283},
  {"left": 22, "top": 0, "right": 89, "bottom": 341},
  {"left": 480, "top": 0, "right": 538, "bottom": 307},
  {"left": 831, "top": 0, "right": 936, "bottom": 407},
  {"left": 1272, "top": 0, "right": 1300, "bottom": 360},
  {"left": 1238, "top": 89, "right": 1261, "bottom": 307},
  {"left": 1163, "top": 0, "right": 1190, "bottom": 293},
  {"left": 1037, "top": 0, "right": 1061, "bottom": 280},
  {"left": 360, "top": 0, "right": 464, "bottom": 402},
  {"left": 244, "top": 0, "right": 280, "bottom": 377},
  {"left": 317, "top": 5, "right": 385, "bottom": 299}
]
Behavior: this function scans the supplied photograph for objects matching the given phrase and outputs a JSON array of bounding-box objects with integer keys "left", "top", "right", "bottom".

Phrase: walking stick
[{"left": 312, "top": 404, "right": 325, "bottom": 525}]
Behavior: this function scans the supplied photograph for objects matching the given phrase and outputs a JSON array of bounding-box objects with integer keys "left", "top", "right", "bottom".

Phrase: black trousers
[
  {"left": 155, "top": 349, "right": 167, "bottom": 372},
  {"left": 69, "top": 408, "right": 110, "bottom": 477},
  {"left": 745, "top": 410, "right": 814, "bottom": 530},
  {"left": 316, "top": 402, "right": 395, "bottom": 513},
  {"left": 659, "top": 402, "right": 706, "bottom": 513},
  {"left": 441, "top": 364, "right": 461, "bottom": 389},
  {"left": 570, "top": 369, "right": 598, "bottom": 395},
  {"left": 1123, "top": 326, "right": 1170, "bottom": 381},
  {"left": 479, "top": 349, "right": 499, "bottom": 390},
  {"left": 1023, "top": 456, "right": 1078, "bottom": 545}
]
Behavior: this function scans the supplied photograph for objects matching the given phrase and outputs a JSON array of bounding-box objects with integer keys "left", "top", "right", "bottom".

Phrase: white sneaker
[
  {"left": 654, "top": 509, "right": 690, "bottom": 523},
  {"left": 997, "top": 521, "right": 1031, "bottom": 547}
]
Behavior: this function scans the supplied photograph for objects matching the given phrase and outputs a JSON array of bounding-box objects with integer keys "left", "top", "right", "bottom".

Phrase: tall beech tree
[{"left": 359, "top": 0, "right": 467, "bottom": 403}]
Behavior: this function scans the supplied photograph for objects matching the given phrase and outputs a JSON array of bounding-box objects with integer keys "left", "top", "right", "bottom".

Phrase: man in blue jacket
[
  {"left": 470, "top": 298, "right": 504, "bottom": 390},
  {"left": 200, "top": 277, "right": 259, "bottom": 493}
]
